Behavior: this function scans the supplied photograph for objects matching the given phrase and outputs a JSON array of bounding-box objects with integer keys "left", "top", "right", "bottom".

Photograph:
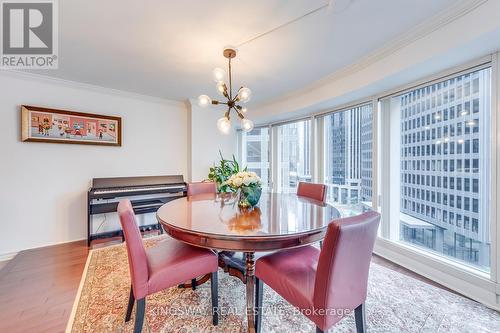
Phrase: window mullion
[{"left": 492, "top": 51, "right": 499, "bottom": 283}]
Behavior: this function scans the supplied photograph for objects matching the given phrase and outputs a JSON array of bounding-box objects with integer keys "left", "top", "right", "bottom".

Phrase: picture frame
[{"left": 21, "top": 105, "right": 122, "bottom": 146}]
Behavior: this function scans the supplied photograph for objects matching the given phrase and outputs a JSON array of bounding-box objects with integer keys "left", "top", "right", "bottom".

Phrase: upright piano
[{"left": 87, "top": 175, "right": 187, "bottom": 246}]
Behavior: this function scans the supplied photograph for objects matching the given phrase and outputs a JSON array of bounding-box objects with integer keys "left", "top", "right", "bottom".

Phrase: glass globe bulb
[
  {"left": 216, "top": 82, "right": 226, "bottom": 96},
  {"left": 240, "top": 107, "right": 248, "bottom": 114},
  {"left": 241, "top": 118, "right": 254, "bottom": 132},
  {"left": 238, "top": 87, "right": 252, "bottom": 103},
  {"left": 198, "top": 94, "right": 211, "bottom": 107},
  {"left": 217, "top": 117, "right": 231, "bottom": 134},
  {"left": 212, "top": 68, "right": 226, "bottom": 82}
]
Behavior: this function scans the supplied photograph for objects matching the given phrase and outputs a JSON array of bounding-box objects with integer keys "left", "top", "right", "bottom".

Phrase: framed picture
[{"left": 21, "top": 105, "right": 122, "bottom": 146}]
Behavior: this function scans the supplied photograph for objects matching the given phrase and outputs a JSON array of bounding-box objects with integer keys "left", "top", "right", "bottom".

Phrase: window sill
[{"left": 374, "top": 237, "right": 499, "bottom": 311}]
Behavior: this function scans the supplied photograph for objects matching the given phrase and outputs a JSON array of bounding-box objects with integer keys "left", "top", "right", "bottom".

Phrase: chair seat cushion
[
  {"left": 146, "top": 238, "right": 218, "bottom": 295},
  {"left": 255, "top": 245, "right": 319, "bottom": 311}
]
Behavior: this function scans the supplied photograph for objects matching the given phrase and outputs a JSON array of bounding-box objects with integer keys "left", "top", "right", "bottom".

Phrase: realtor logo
[{"left": 1, "top": 0, "right": 58, "bottom": 68}]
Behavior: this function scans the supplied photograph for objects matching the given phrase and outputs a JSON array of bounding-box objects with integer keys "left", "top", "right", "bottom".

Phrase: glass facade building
[
  {"left": 323, "top": 104, "right": 373, "bottom": 205},
  {"left": 239, "top": 127, "right": 270, "bottom": 190},
  {"left": 275, "top": 120, "right": 312, "bottom": 193},
  {"left": 397, "top": 68, "right": 491, "bottom": 271}
]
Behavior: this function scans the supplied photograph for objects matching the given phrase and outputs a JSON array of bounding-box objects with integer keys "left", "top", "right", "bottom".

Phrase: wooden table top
[{"left": 157, "top": 192, "right": 367, "bottom": 251}]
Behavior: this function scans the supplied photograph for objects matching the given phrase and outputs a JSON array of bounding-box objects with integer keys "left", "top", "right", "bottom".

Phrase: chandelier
[{"left": 198, "top": 47, "right": 254, "bottom": 134}]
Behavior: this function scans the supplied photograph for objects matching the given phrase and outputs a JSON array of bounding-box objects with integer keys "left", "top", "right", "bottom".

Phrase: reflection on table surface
[{"left": 157, "top": 192, "right": 369, "bottom": 237}]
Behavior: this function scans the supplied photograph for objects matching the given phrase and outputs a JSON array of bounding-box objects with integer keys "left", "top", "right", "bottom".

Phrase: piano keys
[{"left": 87, "top": 175, "right": 187, "bottom": 246}]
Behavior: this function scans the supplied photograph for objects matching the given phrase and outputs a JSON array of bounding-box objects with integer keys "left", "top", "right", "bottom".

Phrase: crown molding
[
  {"left": 0, "top": 251, "right": 17, "bottom": 262},
  {"left": 0, "top": 69, "right": 186, "bottom": 108},
  {"left": 253, "top": 0, "right": 489, "bottom": 110}
]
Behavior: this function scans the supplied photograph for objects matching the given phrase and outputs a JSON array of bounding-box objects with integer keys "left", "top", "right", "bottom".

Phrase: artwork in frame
[{"left": 21, "top": 105, "right": 122, "bottom": 146}]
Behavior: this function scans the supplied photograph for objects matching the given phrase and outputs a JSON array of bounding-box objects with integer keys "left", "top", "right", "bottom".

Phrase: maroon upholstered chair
[
  {"left": 187, "top": 181, "right": 217, "bottom": 196},
  {"left": 184, "top": 181, "right": 217, "bottom": 289},
  {"left": 254, "top": 211, "right": 380, "bottom": 333},
  {"left": 118, "top": 200, "right": 219, "bottom": 333},
  {"left": 297, "top": 181, "right": 327, "bottom": 247},
  {"left": 297, "top": 182, "right": 327, "bottom": 203}
]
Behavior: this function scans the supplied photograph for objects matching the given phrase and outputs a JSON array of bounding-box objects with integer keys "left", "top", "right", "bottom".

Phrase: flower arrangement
[
  {"left": 207, "top": 151, "right": 242, "bottom": 192},
  {"left": 224, "top": 171, "right": 262, "bottom": 208},
  {"left": 225, "top": 171, "right": 261, "bottom": 189}
]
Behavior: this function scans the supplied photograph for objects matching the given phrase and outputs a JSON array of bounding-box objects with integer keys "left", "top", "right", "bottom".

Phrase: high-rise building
[
  {"left": 360, "top": 105, "right": 373, "bottom": 202},
  {"left": 325, "top": 105, "right": 373, "bottom": 204},
  {"left": 276, "top": 120, "right": 311, "bottom": 192},
  {"left": 240, "top": 127, "right": 270, "bottom": 189},
  {"left": 399, "top": 68, "right": 491, "bottom": 269},
  {"left": 240, "top": 121, "right": 312, "bottom": 193}
]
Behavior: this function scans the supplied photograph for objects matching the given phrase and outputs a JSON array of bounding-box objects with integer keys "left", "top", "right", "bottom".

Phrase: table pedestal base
[
  {"left": 177, "top": 273, "right": 212, "bottom": 289},
  {"left": 245, "top": 252, "right": 256, "bottom": 333}
]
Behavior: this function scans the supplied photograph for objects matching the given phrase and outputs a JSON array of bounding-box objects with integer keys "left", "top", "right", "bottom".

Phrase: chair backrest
[
  {"left": 313, "top": 210, "right": 380, "bottom": 326},
  {"left": 187, "top": 181, "right": 217, "bottom": 196},
  {"left": 117, "top": 200, "right": 149, "bottom": 299},
  {"left": 297, "top": 182, "right": 327, "bottom": 202}
]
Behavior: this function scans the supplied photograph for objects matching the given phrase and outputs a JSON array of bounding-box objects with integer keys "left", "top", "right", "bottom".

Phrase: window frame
[
  {"left": 375, "top": 55, "right": 499, "bottom": 309},
  {"left": 379, "top": 63, "right": 493, "bottom": 273}
]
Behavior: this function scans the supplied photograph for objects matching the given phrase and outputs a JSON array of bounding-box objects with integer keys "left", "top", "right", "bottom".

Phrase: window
[
  {"left": 234, "top": 57, "right": 498, "bottom": 290},
  {"left": 383, "top": 67, "right": 491, "bottom": 272},
  {"left": 321, "top": 104, "right": 373, "bottom": 205},
  {"left": 240, "top": 127, "right": 270, "bottom": 190},
  {"left": 275, "top": 119, "right": 311, "bottom": 193}
]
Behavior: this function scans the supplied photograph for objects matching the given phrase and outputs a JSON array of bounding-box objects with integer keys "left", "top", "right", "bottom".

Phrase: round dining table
[{"left": 156, "top": 191, "right": 366, "bottom": 333}]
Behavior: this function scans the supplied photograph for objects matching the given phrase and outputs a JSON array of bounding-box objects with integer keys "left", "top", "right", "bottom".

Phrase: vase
[{"left": 238, "top": 186, "right": 262, "bottom": 208}]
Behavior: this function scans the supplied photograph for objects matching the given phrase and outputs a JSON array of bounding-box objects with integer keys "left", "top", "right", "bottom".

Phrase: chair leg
[
  {"left": 210, "top": 271, "right": 219, "bottom": 325},
  {"left": 134, "top": 298, "right": 146, "bottom": 333},
  {"left": 255, "top": 278, "right": 264, "bottom": 333},
  {"left": 125, "top": 285, "right": 135, "bottom": 322},
  {"left": 316, "top": 327, "right": 324, "bottom": 333},
  {"left": 354, "top": 303, "right": 366, "bottom": 333},
  {"left": 191, "top": 278, "right": 197, "bottom": 290}
]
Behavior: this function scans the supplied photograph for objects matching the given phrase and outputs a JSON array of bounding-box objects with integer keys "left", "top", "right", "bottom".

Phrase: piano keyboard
[
  {"left": 93, "top": 184, "right": 184, "bottom": 195},
  {"left": 87, "top": 175, "right": 187, "bottom": 245}
]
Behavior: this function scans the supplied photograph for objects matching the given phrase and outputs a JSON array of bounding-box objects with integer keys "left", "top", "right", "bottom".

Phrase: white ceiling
[{"left": 30, "top": 0, "right": 458, "bottom": 105}]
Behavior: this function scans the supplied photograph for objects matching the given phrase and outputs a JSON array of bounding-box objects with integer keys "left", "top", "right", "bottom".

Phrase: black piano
[{"left": 87, "top": 175, "right": 187, "bottom": 246}]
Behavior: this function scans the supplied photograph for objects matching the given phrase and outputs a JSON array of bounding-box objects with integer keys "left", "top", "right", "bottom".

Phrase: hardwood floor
[
  {"left": 0, "top": 239, "right": 464, "bottom": 333},
  {"left": 0, "top": 241, "right": 89, "bottom": 333}
]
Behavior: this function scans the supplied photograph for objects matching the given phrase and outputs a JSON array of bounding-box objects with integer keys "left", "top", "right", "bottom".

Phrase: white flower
[
  {"left": 250, "top": 176, "right": 260, "bottom": 184},
  {"left": 243, "top": 176, "right": 252, "bottom": 186},
  {"left": 233, "top": 177, "right": 243, "bottom": 187},
  {"left": 226, "top": 171, "right": 262, "bottom": 189}
]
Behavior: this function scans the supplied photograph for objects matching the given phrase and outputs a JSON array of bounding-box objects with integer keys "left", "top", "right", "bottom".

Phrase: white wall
[
  {"left": 0, "top": 73, "right": 188, "bottom": 257},
  {"left": 188, "top": 100, "right": 237, "bottom": 181}
]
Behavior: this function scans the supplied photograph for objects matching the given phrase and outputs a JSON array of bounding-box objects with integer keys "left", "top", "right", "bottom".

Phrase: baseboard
[
  {"left": 374, "top": 237, "right": 500, "bottom": 311},
  {"left": 0, "top": 237, "right": 87, "bottom": 259}
]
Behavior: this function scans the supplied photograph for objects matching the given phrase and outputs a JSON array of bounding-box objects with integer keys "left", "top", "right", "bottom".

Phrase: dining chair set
[{"left": 118, "top": 181, "right": 380, "bottom": 333}]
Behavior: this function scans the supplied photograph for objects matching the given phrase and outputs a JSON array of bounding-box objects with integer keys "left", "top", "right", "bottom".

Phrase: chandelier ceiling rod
[{"left": 228, "top": 57, "right": 232, "bottom": 100}]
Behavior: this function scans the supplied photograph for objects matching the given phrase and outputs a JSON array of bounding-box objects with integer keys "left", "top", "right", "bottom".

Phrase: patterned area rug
[{"left": 67, "top": 237, "right": 500, "bottom": 333}]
